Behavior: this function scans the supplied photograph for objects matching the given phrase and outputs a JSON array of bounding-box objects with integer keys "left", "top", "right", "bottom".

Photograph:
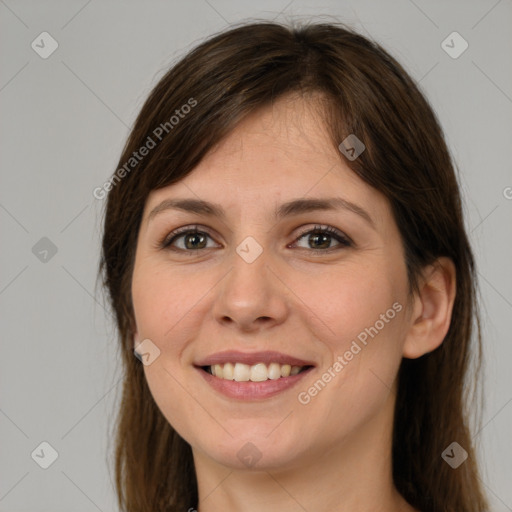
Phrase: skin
[{"left": 131, "top": 93, "right": 456, "bottom": 512}]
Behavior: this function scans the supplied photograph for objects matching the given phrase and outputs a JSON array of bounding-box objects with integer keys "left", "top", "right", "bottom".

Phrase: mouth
[
  {"left": 194, "top": 350, "right": 316, "bottom": 400},
  {"left": 201, "top": 362, "right": 313, "bottom": 382}
]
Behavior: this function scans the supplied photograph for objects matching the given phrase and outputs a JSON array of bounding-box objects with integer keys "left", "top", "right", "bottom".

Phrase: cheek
[
  {"left": 292, "top": 259, "right": 406, "bottom": 409},
  {"left": 294, "top": 260, "right": 402, "bottom": 349},
  {"left": 131, "top": 262, "right": 210, "bottom": 439},
  {"left": 131, "top": 260, "right": 204, "bottom": 342}
]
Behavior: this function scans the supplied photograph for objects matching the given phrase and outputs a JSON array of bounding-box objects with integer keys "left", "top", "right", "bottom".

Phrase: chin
[{"left": 190, "top": 425, "right": 309, "bottom": 471}]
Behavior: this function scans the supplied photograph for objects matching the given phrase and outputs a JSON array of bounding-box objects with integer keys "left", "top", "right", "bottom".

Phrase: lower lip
[{"left": 196, "top": 366, "right": 314, "bottom": 400}]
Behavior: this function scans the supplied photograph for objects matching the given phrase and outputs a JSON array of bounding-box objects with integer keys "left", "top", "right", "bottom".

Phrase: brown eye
[
  {"left": 181, "top": 232, "right": 208, "bottom": 250},
  {"left": 292, "top": 225, "right": 351, "bottom": 252},
  {"left": 162, "top": 227, "right": 217, "bottom": 251}
]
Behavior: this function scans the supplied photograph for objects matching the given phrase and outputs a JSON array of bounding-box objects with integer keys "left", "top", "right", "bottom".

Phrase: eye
[
  {"left": 160, "top": 225, "right": 218, "bottom": 251},
  {"left": 159, "top": 224, "right": 352, "bottom": 254},
  {"left": 291, "top": 225, "right": 352, "bottom": 252}
]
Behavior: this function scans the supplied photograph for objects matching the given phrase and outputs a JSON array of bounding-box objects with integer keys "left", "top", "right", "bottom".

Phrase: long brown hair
[{"left": 100, "top": 20, "right": 488, "bottom": 511}]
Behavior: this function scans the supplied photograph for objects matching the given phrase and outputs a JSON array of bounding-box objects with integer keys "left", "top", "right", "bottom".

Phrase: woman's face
[{"left": 131, "top": 94, "right": 412, "bottom": 471}]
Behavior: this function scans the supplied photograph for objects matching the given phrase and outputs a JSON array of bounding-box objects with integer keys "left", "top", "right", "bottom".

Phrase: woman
[{"left": 100, "top": 20, "right": 489, "bottom": 511}]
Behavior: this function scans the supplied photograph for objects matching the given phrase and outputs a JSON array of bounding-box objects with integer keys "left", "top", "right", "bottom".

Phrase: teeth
[
  {"left": 222, "top": 362, "right": 234, "bottom": 380},
  {"left": 280, "top": 364, "right": 291, "bottom": 377},
  {"left": 207, "top": 362, "right": 305, "bottom": 382},
  {"left": 233, "top": 363, "right": 250, "bottom": 381},
  {"left": 213, "top": 364, "right": 223, "bottom": 378},
  {"left": 268, "top": 362, "right": 281, "bottom": 380},
  {"left": 250, "top": 363, "right": 268, "bottom": 382}
]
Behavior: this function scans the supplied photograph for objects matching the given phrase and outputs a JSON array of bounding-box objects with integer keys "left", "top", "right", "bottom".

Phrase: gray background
[{"left": 1, "top": 0, "right": 511, "bottom": 510}]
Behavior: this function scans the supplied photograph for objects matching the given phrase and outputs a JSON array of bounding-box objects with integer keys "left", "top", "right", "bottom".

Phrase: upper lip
[{"left": 195, "top": 350, "right": 316, "bottom": 368}]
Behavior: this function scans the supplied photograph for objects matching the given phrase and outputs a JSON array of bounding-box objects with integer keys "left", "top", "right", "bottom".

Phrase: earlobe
[{"left": 402, "top": 257, "right": 457, "bottom": 359}]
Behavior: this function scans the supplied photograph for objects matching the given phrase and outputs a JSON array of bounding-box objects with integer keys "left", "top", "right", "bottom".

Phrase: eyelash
[{"left": 159, "top": 224, "right": 352, "bottom": 254}]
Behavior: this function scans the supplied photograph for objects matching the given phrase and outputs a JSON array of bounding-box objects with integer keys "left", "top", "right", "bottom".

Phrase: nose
[{"left": 211, "top": 243, "right": 289, "bottom": 334}]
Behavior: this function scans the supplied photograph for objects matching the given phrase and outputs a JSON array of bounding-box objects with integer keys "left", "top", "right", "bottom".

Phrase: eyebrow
[{"left": 148, "top": 197, "right": 375, "bottom": 228}]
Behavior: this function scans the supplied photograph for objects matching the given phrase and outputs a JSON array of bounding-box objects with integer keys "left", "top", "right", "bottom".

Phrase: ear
[{"left": 402, "top": 257, "right": 456, "bottom": 359}]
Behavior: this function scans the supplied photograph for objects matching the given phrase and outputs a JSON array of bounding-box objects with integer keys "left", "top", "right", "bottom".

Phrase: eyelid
[
  {"left": 159, "top": 223, "right": 353, "bottom": 252},
  {"left": 290, "top": 224, "right": 353, "bottom": 252},
  {"left": 293, "top": 224, "right": 352, "bottom": 244},
  {"left": 159, "top": 224, "right": 216, "bottom": 249}
]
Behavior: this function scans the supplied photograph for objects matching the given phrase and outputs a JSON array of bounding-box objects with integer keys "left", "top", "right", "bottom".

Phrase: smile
[
  {"left": 203, "top": 362, "right": 310, "bottom": 381},
  {"left": 194, "top": 350, "right": 316, "bottom": 400}
]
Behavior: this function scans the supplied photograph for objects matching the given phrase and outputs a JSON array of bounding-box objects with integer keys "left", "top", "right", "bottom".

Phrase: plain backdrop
[{"left": 1, "top": 1, "right": 511, "bottom": 510}]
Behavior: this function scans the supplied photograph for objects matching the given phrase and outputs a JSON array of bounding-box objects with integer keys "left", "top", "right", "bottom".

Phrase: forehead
[
  {"left": 143, "top": 94, "right": 390, "bottom": 229},
  {"left": 198, "top": 93, "right": 339, "bottom": 175}
]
